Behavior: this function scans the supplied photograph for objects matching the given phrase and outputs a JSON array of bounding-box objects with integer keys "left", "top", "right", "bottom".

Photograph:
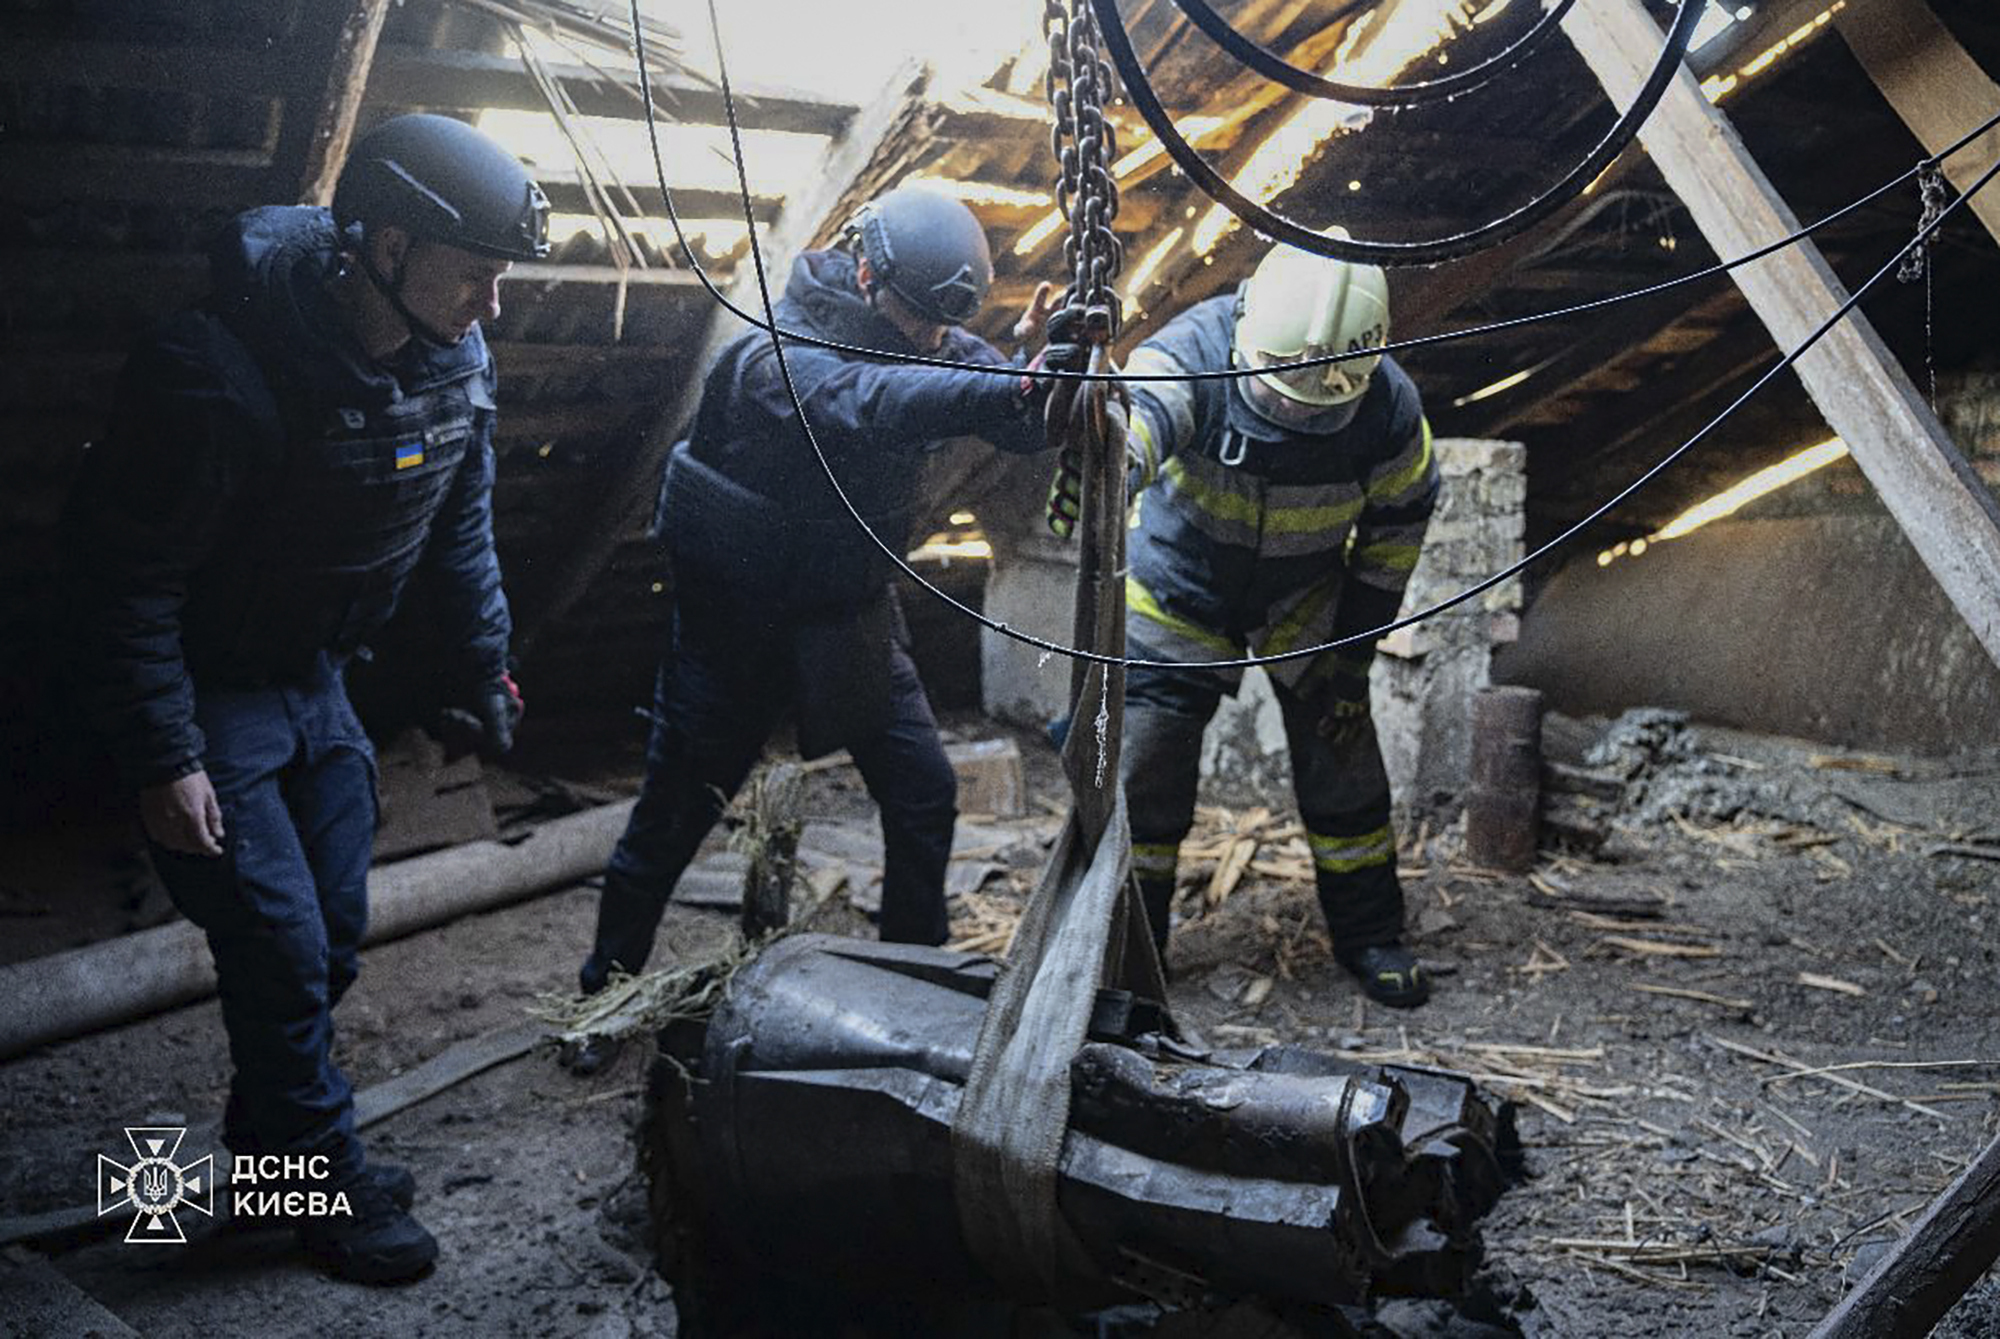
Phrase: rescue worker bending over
[
  {"left": 565, "top": 185, "right": 1061, "bottom": 1071},
  {"left": 64, "top": 114, "right": 544, "bottom": 1281},
  {"left": 1107, "top": 241, "right": 1438, "bottom": 1007}
]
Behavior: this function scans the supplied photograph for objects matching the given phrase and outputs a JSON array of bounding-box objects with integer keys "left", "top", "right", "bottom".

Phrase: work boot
[
  {"left": 297, "top": 1174, "right": 438, "bottom": 1285},
  {"left": 362, "top": 1160, "right": 416, "bottom": 1210},
  {"left": 560, "top": 1035, "right": 624, "bottom": 1076},
  {"left": 1337, "top": 942, "right": 1430, "bottom": 1008}
]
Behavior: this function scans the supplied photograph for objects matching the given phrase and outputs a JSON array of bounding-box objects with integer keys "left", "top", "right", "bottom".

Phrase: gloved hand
[
  {"left": 438, "top": 671, "right": 524, "bottom": 761},
  {"left": 1017, "top": 306, "right": 1091, "bottom": 412},
  {"left": 1316, "top": 660, "right": 1375, "bottom": 750},
  {"left": 1045, "top": 444, "right": 1084, "bottom": 539},
  {"left": 1045, "top": 399, "right": 1138, "bottom": 540}
]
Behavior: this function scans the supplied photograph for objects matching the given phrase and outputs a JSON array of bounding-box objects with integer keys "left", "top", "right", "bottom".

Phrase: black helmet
[
  {"left": 334, "top": 113, "right": 551, "bottom": 262},
  {"left": 849, "top": 185, "right": 992, "bottom": 325}
]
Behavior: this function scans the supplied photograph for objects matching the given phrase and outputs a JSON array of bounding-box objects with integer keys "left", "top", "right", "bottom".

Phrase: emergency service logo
[{"left": 96, "top": 1126, "right": 213, "bottom": 1244}]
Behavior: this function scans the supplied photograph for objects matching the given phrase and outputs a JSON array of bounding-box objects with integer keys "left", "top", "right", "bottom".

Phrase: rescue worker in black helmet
[
  {"left": 61, "top": 113, "right": 547, "bottom": 1281},
  {"left": 1053, "top": 238, "right": 1438, "bottom": 1007},
  {"left": 563, "top": 184, "right": 1065, "bottom": 1072}
]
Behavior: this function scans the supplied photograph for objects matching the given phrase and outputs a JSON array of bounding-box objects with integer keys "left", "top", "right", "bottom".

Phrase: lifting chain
[{"left": 1044, "top": 0, "right": 1124, "bottom": 347}]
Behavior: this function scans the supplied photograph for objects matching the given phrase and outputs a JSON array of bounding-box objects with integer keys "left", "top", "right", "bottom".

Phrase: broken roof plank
[
  {"left": 1564, "top": 0, "right": 2000, "bottom": 669},
  {"left": 367, "top": 43, "right": 856, "bottom": 137},
  {"left": 0, "top": 144, "right": 276, "bottom": 209},
  {"left": 291, "top": 0, "right": 394, "bottom": 206},
  {"left": 535, "top": 175, "right": 782, "bottom": 222},
  {"left": 504, "top": 262, "right": 707, "bottom": 289}
]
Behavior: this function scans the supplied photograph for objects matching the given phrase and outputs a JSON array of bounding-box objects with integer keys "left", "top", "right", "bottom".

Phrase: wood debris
[
  {"left": 1632, "top": 982, "right": 1754, "bottom": 1010},
  {"left": 1600, "top": 935, "right": 1722, "bottom": 959}
]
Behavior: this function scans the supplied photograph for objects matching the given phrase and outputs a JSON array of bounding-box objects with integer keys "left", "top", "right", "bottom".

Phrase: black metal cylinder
[
  {"left": 1464, "top": 685, "right": 1543, "bottom": 871},
  {"left": 645, "top": 935, "right": 1514, "bottom": 1333}
]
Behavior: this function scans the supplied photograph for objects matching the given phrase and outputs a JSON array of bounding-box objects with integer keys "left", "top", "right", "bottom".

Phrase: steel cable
[
  {"left": 1091, "top": 0, "right": 1704, "bottom": 264},
  {"left": 1164, "top": 0, "right": 1580, "bottom": 108},
  {"left": 645, "top": 0, "right": 1998, "bottom": 675}
]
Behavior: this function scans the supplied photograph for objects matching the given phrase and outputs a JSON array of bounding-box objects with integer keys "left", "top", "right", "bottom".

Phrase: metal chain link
[
  {"left": 1898, "top": 162, "right": 1949, "bottom": 284},
  {"left": 1046, "top": 0, "right": 1123, "bottom": 344}
]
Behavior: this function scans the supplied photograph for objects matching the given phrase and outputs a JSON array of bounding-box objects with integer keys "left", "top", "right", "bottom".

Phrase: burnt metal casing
[{"left": 647, "top": 935, "right": 1515, "bottom": 1328}]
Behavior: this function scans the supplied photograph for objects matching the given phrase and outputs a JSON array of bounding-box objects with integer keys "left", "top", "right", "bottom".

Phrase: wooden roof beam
[
  {"left": 513, "top": 60, "right": 934, "bottom": 659},
  {"left": 535, "top": 175, "right": 782, "bottom": 223},
  {"left": 1564, "top": 0, "right": 2000, "bottom": 670},
  {"left": 366, "top": 44, "right": 856, "bottom": 137},
  {"left": 1836, "top": 0, "right": 2000, "bottom": 249},
  {"left": 292, "top": 0, "right": 394, "bottom": 206}
]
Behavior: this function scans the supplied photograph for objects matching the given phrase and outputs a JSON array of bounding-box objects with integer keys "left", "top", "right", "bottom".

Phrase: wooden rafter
[
  {"left": 1837, "top": 0, "right": 2000, "bottom": 249},
  {"left": 1564, "top": 0, "right": 2000, "bottom": 670},
  {"left": 514, "top": 60, "right": 934, "bottom": 659},
  {"left": 294, "top": 0, "right": 395, "bottom": 207},
  {"left": 366, "top": 43, "right": 857, "bottom": 137}
]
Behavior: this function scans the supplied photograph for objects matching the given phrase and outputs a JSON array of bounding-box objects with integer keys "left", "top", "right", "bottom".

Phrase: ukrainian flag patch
[{"left": 394, "top": 442, "right": 425, "bottom": 471}]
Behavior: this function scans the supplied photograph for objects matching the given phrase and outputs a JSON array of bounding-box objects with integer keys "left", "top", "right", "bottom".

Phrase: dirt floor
[{"left": 4, "top": 710, "right": 1999, "bottom": 1337}]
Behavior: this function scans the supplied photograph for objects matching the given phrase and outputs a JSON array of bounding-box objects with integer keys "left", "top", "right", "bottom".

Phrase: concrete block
[{"left": 980, "top": 544, "right": 1078, "bottom": 728}]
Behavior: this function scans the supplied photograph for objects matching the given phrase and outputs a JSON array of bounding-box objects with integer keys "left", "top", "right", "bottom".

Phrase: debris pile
[{"left": 1582, "top": 708, "right": 1778, "bottom": 825}]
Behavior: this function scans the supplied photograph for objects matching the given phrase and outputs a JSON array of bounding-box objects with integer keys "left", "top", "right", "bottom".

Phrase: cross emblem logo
[{"left": 96, "top": 1127, "right": 213, "bottom": 1244}]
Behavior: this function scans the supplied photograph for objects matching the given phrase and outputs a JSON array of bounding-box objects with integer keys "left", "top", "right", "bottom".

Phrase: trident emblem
[{"left": 97, "top": 1127, "right": 213, "bottom": 1244}]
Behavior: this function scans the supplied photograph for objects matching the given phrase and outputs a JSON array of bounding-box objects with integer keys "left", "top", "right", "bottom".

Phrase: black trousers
[
  {"left": 1122, "top": 661, "right": 1404, "bottom": 954},
  {"left": 580, "top": 583, "right": 957, "bottom": 993}
]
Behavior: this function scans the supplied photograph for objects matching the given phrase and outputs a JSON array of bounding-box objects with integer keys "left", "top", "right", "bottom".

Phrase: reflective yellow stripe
[
  {"left": 1264, "top": 494, "right": 1364, "bottom": 536},
  {"left": 1132, "top": 841, "right": 1181, "bottom": 878},
  {"left": 1161, "top": 456, "right": 1260, "bottom": 527},
  {"left": 1368, "top": 416, "right": 1433, "bottom": 504},
  {"left": 1125, "top": 576, "right": 1236, "bottom": 655},
  {"left": 1354, "top": 540, "right": 1423, "bottom": 573},
  {"left": 1308, "top": 825, "right": 1394, "bottom": 874},
  {"left": 1131, "top": 413, "right": 1161, "bottom": 486},
  {"left": 1259, "top": 574, "right": 1342, "bottom": 658}
]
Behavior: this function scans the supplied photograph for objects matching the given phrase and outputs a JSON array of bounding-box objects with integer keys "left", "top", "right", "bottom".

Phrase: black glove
[
  {"left": 438, "top": 672, "right": 524, "bottom": 762},
  {"left": 1017, "top": 307, "right": 1091, "bottom": 411},
  {"left": 1315, "top": 658, "right": 1375, "bottom": 750}
]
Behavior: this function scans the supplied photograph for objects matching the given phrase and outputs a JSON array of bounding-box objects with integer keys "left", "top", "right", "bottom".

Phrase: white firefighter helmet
[{"left": 1234, "top": 235, "right": 1390, "bottom": 413}]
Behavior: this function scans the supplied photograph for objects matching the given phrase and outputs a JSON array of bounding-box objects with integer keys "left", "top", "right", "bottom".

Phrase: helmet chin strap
[{"left": 359, "top": 247, "right": 463, "bottom": 349}]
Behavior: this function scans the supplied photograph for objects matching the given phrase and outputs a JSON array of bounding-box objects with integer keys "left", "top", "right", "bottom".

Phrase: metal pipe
[{"left": 0, "top": 801, "right": 633, "bottom": 1060}]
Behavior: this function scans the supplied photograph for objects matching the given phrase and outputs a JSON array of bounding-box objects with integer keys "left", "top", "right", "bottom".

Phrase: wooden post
[
  {"left": 292, "top": 0, "right": 394, "bottom": 206},
  {"left": 1837, "top": 0, "right": 2000, "bottom": 249},
  {"left": 1563, "top": 0, "right": 2000, "bottom": 672},
  {"left": 1808, "top": 1127, "right": 2000, "bottom": 1338},
  {"left": 515, "top": 60, "right": 932, "bottom": 659},
  {"left": 1464, "top": 686, "right": 1543, "bottom": 872}
]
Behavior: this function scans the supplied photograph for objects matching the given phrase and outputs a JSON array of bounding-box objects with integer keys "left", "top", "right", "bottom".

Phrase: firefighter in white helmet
[{"left": 1052, "top": 238, "right": 1437, "bottom": 1005}]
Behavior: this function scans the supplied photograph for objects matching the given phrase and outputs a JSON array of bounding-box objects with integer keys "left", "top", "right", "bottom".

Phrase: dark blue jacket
[
  {"left": 1122, "top": 292, "right": 1436, "bottom": 691},
  {"left": 659, "top": 248, "right": 1040, "bottom": 611},
  {"left": 64, "top": 207, "right": 511, "bottom": 787}
]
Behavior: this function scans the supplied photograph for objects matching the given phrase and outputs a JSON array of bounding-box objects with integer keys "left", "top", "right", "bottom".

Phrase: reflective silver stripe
[
  {"left": 1308, "top": 826, "right": 1395, "bottom": 874},
  {"left": 1127, "top": 345, "right": 1196, "bottom": 453},
  {"left": 1132, "top": 841, "right": 1181, "bottom": 879},
  {"left": 1260, "top": 521, "right": 1355, "bottom": 560}
]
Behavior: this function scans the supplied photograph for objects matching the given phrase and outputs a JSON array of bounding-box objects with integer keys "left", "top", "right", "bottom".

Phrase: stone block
[{"left": 945, "top": 738, "right": 1026, "bottom": 819}]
